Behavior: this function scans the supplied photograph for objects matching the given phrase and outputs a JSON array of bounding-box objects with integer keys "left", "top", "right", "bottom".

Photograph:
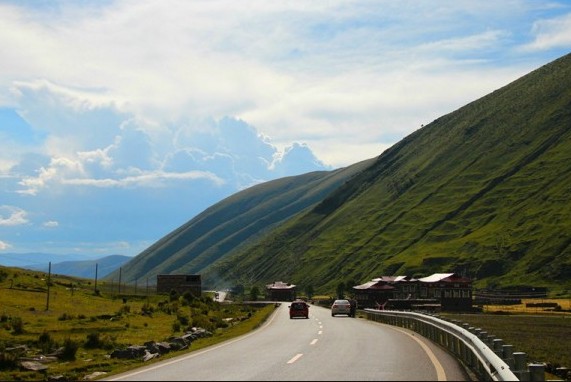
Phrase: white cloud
[
  {"left": 63, "top": 169, "right": 225, "bottom": 188},
  {"left": 0, "top": 206, "right": 28, "bottom": 226},
  {"left": 1, "top": 0, "right": 570, "bottom": 257},
  {"left": 0, "top": 240, "right": 11, "bottom": 250},
  {"left": 42, "top": 220, "right": 59, "bottom": 228},
  {"left": 525, "top": 12, "right": 571, "bottom": 51}
]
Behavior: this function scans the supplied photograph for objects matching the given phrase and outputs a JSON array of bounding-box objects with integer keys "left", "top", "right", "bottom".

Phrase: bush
[
  {"left": 141, "top": 302, "right": 155, "bottom": 315},
  {"left": 117, "top": 304, "right": 131, "bottom": 315},
  {"left": 58, "top": 312, "right": 74, "bottom": 321},
  {"left": 38, "top": 331, "right": 54, "bottom": 354},
  {"left": 176, "top": 309, "right": 189, "bottom": 326},
  {"left": 0, "top": 352, "right": 18, "bottom": 370},
  {"left": 10, "top": 317, "right": 24, "bottom": 334},
  {"left": 60, "top": 338, "right": 79, "bottom": 361},
  {"left": 84, "top": 332, "right": 101, "bottom": 349}
]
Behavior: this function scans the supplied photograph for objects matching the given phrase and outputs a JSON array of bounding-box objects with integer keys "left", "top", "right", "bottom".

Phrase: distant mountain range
[{"left": 0, "top": 253, "right": 131, "bottom": 279}]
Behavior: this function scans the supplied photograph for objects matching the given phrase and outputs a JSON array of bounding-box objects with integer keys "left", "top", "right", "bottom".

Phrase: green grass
[
  {"left": 441, "top": 312, "right": 571, "bottom": 369},
  {"left": 0, "top": 266, "right": 276, "bottom": 381}
]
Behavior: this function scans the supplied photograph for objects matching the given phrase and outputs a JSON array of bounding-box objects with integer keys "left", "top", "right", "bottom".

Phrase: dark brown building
[
  {"left": 417, "top": 273, "right": 472, "bottom": 311},
  {"left": 156, "top": 274, "right": 202, "bottom": 297},
  {"left": 352, "top": 273, "right": 473, "bottom": 312}
]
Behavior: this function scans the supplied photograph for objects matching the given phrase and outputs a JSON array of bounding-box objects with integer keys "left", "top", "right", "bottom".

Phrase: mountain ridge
[
  {"left": 204, "top": 52, "right": 571, "bottom": 295},
  {"left": 109, "top": 52, "right": 571, "bottom": 296}
]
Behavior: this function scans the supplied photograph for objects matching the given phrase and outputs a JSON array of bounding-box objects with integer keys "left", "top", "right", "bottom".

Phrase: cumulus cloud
[
  {"left": 0, "top": 206, "right": 28, "bottom": 226},
  {"left": 525, "top": 12, "right": 571, "bottom": 51},
  {"left": 0, "top": 1, "right": 570, "bottom": 257},
  {"left": 0, "top": 240, "right": 10, "bottom": 250}
]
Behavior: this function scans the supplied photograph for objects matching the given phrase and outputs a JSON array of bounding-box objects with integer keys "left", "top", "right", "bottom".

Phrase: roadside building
[
  {"left": 351, "top": 272, "right": 473, "bottom": 312},
  {"left": 417, "top": 273, "right": 472, "bottom": 311},
  {"left": 266, "top": 281, "right": 297, "bottom": 301},
  {"left": 156, "top": 274, "right": 202, "bottom": 297},
  {"left": 353, "top": 276, "right": 407, "bottom": 309}
]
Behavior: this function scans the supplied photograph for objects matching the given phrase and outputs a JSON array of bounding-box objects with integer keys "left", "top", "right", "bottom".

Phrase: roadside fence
[{"left": 364, "top": 309, "right": 546, "bottom": 381}]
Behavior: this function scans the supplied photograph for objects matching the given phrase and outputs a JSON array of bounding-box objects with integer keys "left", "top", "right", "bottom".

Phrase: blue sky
[{"left": 1, "top": 1, "right": 570, "bottom": 264}]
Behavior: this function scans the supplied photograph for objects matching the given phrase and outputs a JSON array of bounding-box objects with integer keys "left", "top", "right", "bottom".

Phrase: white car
[{"left": 331, "top": 299, "right": 352, "bottom": 316}]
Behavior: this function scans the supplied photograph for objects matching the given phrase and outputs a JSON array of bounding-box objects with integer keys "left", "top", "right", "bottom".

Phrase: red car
[{"left": 289, "top": 300, "right": 309, "bottom": 319}]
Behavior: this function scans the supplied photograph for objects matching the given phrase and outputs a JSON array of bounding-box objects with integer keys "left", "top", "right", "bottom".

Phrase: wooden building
[
  {"left": 266, "top": 281, "right": 297, "bottom": 301},
  {"left": 156, "top": 274, "right": 202, "bottom": 296},
  {"left": 417, "top": 273, "right": 472, "bottom": 311},
  {"left": 352, "top": 273, "right": 473, "bottom": 312}
]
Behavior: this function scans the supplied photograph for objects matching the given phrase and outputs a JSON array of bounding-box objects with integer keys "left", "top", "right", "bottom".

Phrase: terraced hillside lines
[
  {"left": 107, "top": 53, "right": 571, "bottom": 296},
  {"left": 206, "top": 53, "right": 571, "bottom": 294},
  {"left": 104, "top": 158, "right": 375, "bottom": 285}
]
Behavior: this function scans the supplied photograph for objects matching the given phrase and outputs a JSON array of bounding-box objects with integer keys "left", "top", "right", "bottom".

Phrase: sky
[{"left": 1, "top": 1, "right": 571, "bottom": 265}]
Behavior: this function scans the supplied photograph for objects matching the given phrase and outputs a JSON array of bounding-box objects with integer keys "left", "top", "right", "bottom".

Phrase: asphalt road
[{"left": 105, "top": 303, "right": 470, "bottom": 381}]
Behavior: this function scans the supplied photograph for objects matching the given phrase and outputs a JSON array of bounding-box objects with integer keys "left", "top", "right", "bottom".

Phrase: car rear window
[{"left": 292, "top": 302, "right": 306, "bottom": 309}]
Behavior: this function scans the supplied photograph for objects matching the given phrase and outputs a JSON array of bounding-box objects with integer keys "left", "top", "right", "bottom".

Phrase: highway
[{"left": 105, "top": 303, "right": 470, "bottom": 381}]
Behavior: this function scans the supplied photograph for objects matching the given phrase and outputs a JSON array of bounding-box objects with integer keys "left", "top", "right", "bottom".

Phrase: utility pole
[
  {"left": 46, "top": 262, "right": 51, "bottom": 311},
  {"left": 118, "top": 267, "right": 122, "bottom": 294},
  {"left": 94, "top": 263, "right": 98, "bottom": 294}
]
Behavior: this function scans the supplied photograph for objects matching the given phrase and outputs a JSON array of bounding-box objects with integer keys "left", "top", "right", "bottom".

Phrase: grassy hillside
[
  {"left": 0, "top": 266, "right": 275, "bottom": 381},
  {"left": 105, "top": 158, "right": 375, "bottom": 286},
  {"left": 206, "top": 53, "right": 571, "bottom": 296}
]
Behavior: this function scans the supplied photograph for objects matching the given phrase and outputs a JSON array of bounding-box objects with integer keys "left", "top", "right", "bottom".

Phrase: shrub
[
  {"left": 181, "top": 292, "right": 195, "bottom": 305},
  {"left": 117, "top": 304, "right": 131, "bottom": 315},
  {"left": 0, "top": 352, "right": 18, "bottom": 370},
  {"left": 176, "top": 309, "right": 189, "bottom": 326},
  {"left": 60, "top": 338, "right": 79, "bottom": 361},
  {"left": 38, "top": 331, "right": 54, "bottom": 354},
  {"left": 10, "top": 317, "right": 24, "bottom": 334},
  {"left": 0, "top": 269, "right": 8, "bottom": 282},
  {"left": 84, "top": 332, "right": 101, "bottom": 349},
  {"left": 58, "top": 312, "right": 74, "bottom": 321},
  {"left": 141, "top": 302, "right": 154, "bottom": 315}
]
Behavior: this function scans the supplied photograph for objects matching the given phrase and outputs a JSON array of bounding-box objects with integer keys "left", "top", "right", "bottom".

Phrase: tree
[
  {"left": 250, "top": 286, "right": 260, "bottom": 301},
  {"left": 345, "top": 279, "right": 356, "bottom": 298},
  {"left": 305, "top": 284, "right": 314, "bottom": 299},
  {"left": 336, "top": 282, "right": 346, "bottom": 299}
]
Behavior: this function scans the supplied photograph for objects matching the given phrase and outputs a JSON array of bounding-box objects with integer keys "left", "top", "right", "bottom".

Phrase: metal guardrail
[{"left": 364, "top": 309, "right": 546, "bottom": 381}]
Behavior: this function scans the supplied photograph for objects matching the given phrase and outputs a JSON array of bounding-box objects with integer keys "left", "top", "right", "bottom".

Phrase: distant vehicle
[
  {"left": 331, "top": 299, "right": 351, "bottom": 316},
  {"left": 289, "top": 299, "right": 309, "bottom": 319}
]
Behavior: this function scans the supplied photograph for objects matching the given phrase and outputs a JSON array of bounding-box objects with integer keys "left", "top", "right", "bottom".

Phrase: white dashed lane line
[{"left": 287, "top": 353, "right": 304, "bottom": 364}]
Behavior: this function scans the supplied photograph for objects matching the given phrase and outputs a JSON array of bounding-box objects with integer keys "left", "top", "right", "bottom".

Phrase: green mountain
[
  {"left": 104, "top": 158, "right": 375, "bottom": 285},
  {"left": 109, "top": 52, "right": 571, "bottom": 297},
  {"left": 205, "top": 53, "right": 571, "bottom": 296}
]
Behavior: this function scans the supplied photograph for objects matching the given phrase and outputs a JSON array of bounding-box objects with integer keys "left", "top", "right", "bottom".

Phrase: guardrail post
[
  {"left": 502, "top": 344, "right": 515, "bottom": 369},
  {"left": 487, "top": 334, "right": 496, "bottom": 347},
  {"left": 479, "top": 331, "right": 488, "bottom": 341},
  {"left": 513, "top": 352, "right": 530, "bottom": 381},
  {"left": 492, "top": 338, "right": 504, "bottom": 357},
  {"left": 528, "top": 363, "right": 545, "bottom": 381}
]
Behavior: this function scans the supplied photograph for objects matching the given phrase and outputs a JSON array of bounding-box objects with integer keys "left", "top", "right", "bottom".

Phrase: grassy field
[
  {"left": 0, "top": 266, "right": 276, "bottom": 381},
  {"left": 441, "top": 299, "right": 571, "bottom": 371},
  {"left": 1, "top": 266, "right": 570, "bottom": 380}
]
